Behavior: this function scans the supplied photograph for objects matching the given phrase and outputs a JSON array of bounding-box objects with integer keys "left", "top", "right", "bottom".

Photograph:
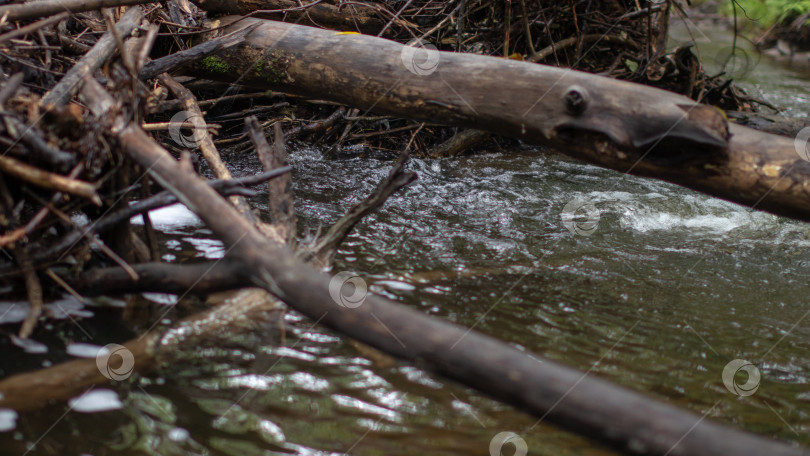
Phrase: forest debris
[
  {"left": 0, "top": 12, "right": 69, "bottom": 45},
  {"left": 40, "top": 5, "right": 144, "bottom": 108},
  {"left": 0, "top": 2, "right": 805, "bottom": 455},
  {"left": 14, "top": 247, "right": 42, "bottom": 339},
  {"left": 247, "top": 118, "right": 295, "bottom": 244},
  {"left": 191, "top": 0, "right": 395, "bottom": 34},
  {"left": 0, "top": 0, "right": 152, "bottom": 21},
  {"left": 0, "top": 155, "right": 100, "bottom": 205},
  {"left": 428, "top": 129, "right": 491, "bottom": 158}
]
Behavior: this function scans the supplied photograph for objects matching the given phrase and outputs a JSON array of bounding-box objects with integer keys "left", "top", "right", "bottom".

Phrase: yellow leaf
[
  {"left": 336, "top": 31, "right": 360, "bottom": 35},
  {"left": 507, "top": 53, "right": 524, "bottom": 61}
]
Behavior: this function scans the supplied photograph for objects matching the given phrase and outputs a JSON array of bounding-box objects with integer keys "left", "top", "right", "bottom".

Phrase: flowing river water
[{"left": 2, "top": 20, "right": 810, "bottom": 456}]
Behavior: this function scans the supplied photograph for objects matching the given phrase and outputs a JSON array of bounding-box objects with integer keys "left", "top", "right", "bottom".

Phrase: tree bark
[
  {"left": 190, "top": 0, "right": 394, "bottom": 34},
  {"left": 191, "top": 17, "right": 810, "bottom": 222}
]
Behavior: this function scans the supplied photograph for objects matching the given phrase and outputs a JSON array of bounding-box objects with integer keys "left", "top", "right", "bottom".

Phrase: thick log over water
[{"left": 194, "top": 17, "right": 810, "bottom": 222}]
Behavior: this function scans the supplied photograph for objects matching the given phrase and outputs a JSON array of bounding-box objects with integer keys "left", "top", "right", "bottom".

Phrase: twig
[
  {"left": 3, "top": 115, "right": 74, "bottom": 171},
  {"left": 0, "top": 12, "right": 69, "bottom": 45},
  {"left": 15, "top": 246, "right": 42, "bottom": 339},
  {"left": 156, "top": 73, "right": 258, "bottom": 218},
  {"left": 530, "top": 33, "right": 639, "bottom": 62},
  {"left": 0, "top": 164, "right": 84, "bottom": 248},
  {"left": 519, "top": 0, "right": 536, "bottom": 56},
  {"left": 40, "top": 5, "right": 143, "bottom": 108},
  {"left": 247, "top": 118, "right": 296, "bottom": 243},
  {"left": 45, "top": 268, "right": 85, "bottom": 303},
  {"left": 305, "top": 147, "right": 417, "bottom": 266},
  {"left": 0, "top": 155, "right": 100, "bottom": 205},
  {"left": 0, "top": 72, "right": 24, "bottom": 106}
]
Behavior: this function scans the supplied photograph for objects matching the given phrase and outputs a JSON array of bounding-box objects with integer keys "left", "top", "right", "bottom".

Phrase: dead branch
[
  {"left": 40, "top": 5, "right": 144, "bottom": 108},
  {"left": 304, "top": 149, "right": 417, "bottom": 267},
  {"left": 428, "top": 129, "right": 491, "bottom": 158},
  {"left": 0, "top": 12, "right": 69, "bottom": 45},
  {"left": 247, "top": 118, "right": 296, "bottom": 243},
  {"left": 190, "top": 0, "right": 395, "bottom": 34},
  {"left": 0, "top": 0, "right": 152, "bottom": 21},
  {"left": 0, "top": 155, "right": 100, "bottom": 204},
  {"left": 14, "top": 247, "right": 42, "bottom": 339}
]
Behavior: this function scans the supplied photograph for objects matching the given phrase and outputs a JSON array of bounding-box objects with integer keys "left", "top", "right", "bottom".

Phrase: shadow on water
[{"left": 3, "top": 21, "right": 810, "bottom": 456}]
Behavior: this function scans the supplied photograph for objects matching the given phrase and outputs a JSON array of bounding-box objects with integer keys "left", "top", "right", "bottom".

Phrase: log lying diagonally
[
  {"left": 78, "top": 77, "right": 803, "bottom": 455},
  {"left": 190, "top": 17, "right": 810, "bottom": 222}
]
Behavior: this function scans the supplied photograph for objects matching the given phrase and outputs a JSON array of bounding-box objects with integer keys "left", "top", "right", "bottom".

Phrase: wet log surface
[{"left": 192, "top": 17, "right": 810, "bottom": 223}]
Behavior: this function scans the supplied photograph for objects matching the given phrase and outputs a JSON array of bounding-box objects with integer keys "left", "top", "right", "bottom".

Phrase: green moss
[
  {"left": 254, "top": 51, "right": 289, "bottom": 84},
  {"left": 722, "top": 0, "right": 810, "bottom": 29},
  {"left": 200, "top": 56, "right": 235, "bottom": 74}
]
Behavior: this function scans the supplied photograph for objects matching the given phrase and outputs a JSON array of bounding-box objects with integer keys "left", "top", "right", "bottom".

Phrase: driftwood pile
[{"left": 0, "top": 1, "right": 807, "bottom": 455}]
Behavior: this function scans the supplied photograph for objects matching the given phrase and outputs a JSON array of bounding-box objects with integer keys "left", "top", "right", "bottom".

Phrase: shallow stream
[{"left": 1, "top": 19, "right": 810, "bottom": 456}]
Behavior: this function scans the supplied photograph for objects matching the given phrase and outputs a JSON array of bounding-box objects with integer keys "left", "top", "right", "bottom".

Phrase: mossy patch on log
[
  {"left": 254, "top": 49, "right": 292, "bottom": 84},
  {"left": 200, "top": 56, "right": 235, "bottom": 74}
]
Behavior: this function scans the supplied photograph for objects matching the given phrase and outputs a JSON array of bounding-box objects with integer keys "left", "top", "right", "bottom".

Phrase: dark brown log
[
  {"left": 72, "top": 261, "right": 243, "bottom": 296},
  {"left": 0, "top": 0, "right": 150, "bottom": 21},
  {"left": 194, "top": 0, "right": 394, "bottom": 34},
  {"left": 191, "top": 18, "right": 810, "bottom": 223},
  {"left": 79, "top": 76, "right": 804, "bottom": 456}
]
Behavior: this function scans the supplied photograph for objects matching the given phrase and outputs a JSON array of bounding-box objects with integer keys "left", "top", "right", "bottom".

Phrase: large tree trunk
[{"left": 189, "top": 17, "right": 810, "bottom": 222}]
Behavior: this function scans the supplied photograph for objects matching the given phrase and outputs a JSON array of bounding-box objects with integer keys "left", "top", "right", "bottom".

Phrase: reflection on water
[{"left": 4, "top": 22, "right": 810, "bottom": 456}]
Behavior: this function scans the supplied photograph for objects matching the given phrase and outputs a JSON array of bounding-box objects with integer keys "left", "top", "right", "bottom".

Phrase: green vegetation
[
  {"left": 200, "top": 56, "right": 235, "bottom": 74},
  {"left": 723, "top": 0, "right": 810, "bottom": 28}
]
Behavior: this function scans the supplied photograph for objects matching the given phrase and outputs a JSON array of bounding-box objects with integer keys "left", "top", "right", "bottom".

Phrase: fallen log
[
  {"left": 191, "top": 17, "right": 810, "bottom": 222},
  {"left": 79, "top": 76, "right": 804, "bottom": 456},
  {"left": 190, "top": 0, "right": 398, "bottom": 34},
  {"left": 0, "top": 0, "right": 151, "bottom": 21}
]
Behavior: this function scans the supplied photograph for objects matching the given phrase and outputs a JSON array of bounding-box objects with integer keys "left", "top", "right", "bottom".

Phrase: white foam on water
[
  {"left": 0, "top": 409, "right": 17, "bottom": 432},
  {"left": 575, "top": 190, "right": 772, "bottom": 235},
  {"left": 130, "top": 203, "right": 201, "bottom": 231},
  {"left": 182, "top": 237, "right": 225, "bottom": 259},
  {"left": 142, "top": 293, "right": 179, "bottom": 306},
  {"left": 66, "top": 343, "right": 104, "bottom": 358},
  {"left": 11, "top": 335, "right": 47, "bottom": 354},
  {"left": 69, "top": 389, "right": 123, "bottom": 413}
]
